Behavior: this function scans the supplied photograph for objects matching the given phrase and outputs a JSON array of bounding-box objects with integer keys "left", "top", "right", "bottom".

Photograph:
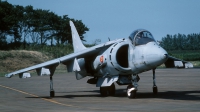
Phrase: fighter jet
[{"left": 5, "top": 21, "right": 193, "bottom": 98}]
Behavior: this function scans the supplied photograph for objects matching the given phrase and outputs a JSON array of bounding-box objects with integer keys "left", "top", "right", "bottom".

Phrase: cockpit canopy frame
[{"left": 129, "top": 29, "right": 156, "bottom": 46}]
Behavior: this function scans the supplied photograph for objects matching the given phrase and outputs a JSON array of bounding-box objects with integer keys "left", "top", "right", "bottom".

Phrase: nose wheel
[
  {"left": 126, "top": 74, "right": 139, "bottom": 99},
  {"left": 126, "top": 84, "right": 137, "bottom": 98}
]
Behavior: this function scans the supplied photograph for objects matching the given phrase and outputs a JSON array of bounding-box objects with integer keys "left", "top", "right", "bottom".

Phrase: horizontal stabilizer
[
  {"left": 174, "top": 61, "right": 183, "bottom": 68},
  {"left": 165, "top": 56, "right": 193, "bottom": 68},
  {"left": 19, "top": 73, "right": 31, "bottom": 78}
]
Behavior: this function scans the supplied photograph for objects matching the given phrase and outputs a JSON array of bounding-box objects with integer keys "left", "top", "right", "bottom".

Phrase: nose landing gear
[
  {"left": 127, "top": 84, "right": 137, "bottom": 98},
  {"left": 126, "top": 69, "right": 158, "bottom": 99},
  {"left": 126, "top": 74, "right": 139, "bottom": 99}
]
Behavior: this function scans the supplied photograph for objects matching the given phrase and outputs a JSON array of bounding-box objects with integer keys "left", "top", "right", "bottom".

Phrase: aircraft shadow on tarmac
[{"left": 26, "top": 89, "right": 200, "bottom": 101}]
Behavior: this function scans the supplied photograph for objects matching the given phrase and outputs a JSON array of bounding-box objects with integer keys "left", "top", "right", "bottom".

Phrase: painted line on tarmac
[{"left": 0, "top": 84, "right": 102, "bottom": 110}]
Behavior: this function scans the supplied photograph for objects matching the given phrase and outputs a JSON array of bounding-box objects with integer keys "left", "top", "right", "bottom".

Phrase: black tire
[
  {"left": 153, "top": 86, "right": 158, "bottom": 94},
  {"left": 100, "top": 87, "right": 108, "bottom": 97},
  {"left": 126, "top": 85, "right": 136, "bottom": 99},
  {"left": 127, "top": 90, "right": 136, "bottom": 99},
  {"left": 108, "top": 83, "right": 115, "bottom": 96},
  {"left": 50, "top": 91, "right": 55, "bottom": 97}
]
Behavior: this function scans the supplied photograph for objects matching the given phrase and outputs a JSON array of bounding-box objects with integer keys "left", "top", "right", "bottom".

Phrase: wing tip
[{"left": 5, "top": 74, "right": 12, "bottom": 78}]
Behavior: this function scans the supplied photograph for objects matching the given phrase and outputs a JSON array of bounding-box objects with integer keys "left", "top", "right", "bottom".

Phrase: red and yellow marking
[{"left": 100, "top": 55, "right": 104, "bottom": 63}]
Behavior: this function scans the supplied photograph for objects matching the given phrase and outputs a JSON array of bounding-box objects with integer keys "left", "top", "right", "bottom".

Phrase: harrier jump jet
[{"left": 5, "top": 21, "right": 193, "bottom": 98}]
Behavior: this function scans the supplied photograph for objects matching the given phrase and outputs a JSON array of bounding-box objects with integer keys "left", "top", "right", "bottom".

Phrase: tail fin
[{"left": 69, "top": 21, "right": 87, "bottom": 52}]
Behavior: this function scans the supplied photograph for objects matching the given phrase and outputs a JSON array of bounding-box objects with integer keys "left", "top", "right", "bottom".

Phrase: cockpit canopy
[{"left": 129, "top": 29, "right": 155, "bottom": 46}]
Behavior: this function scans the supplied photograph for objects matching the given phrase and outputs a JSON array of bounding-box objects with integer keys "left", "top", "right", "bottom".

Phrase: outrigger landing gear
[
  {"left": 152, "top": 69, "right": 158, "bottom": 94},
  {"left": 100, "top": 83, "right": 115, "bottom": 97},
  {"left": 48, "top": 64, "right": 58, "bottom": 97},
  {"left": 126, "top": 74, "right": 138, "bottom": 99},
  {"left": 50, "top": 76, "right": 55, "bottom": 97}
]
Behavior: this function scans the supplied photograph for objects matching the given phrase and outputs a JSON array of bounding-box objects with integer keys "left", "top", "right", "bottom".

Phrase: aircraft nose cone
[
  {"left": 158, "top": 49, "right": 168, "bottom": 62},
  {"left": 144, "top": 44, "right": 168, "bottom": 67},
  {"left": 160, "top": 53, "right": 168, "bottom": 60},
  {"left": 163, "top": 54, "right": 169, "bottom": 59}
]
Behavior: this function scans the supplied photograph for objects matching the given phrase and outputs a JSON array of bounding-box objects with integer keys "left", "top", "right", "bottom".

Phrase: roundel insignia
[{"left": 100, "top": 55, "right": 104, "bottom": 63}]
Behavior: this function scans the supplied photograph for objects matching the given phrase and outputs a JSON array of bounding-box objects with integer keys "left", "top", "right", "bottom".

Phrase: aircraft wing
[
  {"left": 164, "top": 55, "right": 193, "bottom": 68},
  {"left": 5, "top": 39, "right": 123, "bottom": 78}
]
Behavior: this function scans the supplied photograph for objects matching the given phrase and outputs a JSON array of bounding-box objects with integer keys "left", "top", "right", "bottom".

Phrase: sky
[{"left": 6, "top": 0, "right": 200, "bottom": 44}]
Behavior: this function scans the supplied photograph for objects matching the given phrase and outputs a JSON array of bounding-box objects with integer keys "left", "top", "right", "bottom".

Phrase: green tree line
[
  {"left": 160, "top": 33, "right": 200, "bottom": 61},
  {"left": 0, "top": 1, "right": 89, "bottom": 50},
  {"left": 160, "top": 33, "right": 200, "bottom": 51}
]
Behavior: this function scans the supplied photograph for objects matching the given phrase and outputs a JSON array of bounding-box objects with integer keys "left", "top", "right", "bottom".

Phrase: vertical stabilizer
[{"left": 69, "top": 21, "right": 87, "bottom": 52}]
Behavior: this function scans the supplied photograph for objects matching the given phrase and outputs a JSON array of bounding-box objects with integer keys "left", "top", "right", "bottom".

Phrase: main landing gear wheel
[
  {"left": 153, "top": 86, "right": 158, "bottom": 94},
  {"left": 108, "top": 83, "right": 115, "bottom": 96},
  {"left": 100, "top": 87, "right": 107, "bottom": 96},
  {"left": 100, "top": 83, "right": 115, "bottom": 97},
  {"left": 126, "top": 85, "right": 137, "bottom": 99}
]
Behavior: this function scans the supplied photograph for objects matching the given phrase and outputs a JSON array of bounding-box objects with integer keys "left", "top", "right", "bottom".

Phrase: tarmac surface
[{"left": 0, "top": 68, "right": 200, "bottom": 112}]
